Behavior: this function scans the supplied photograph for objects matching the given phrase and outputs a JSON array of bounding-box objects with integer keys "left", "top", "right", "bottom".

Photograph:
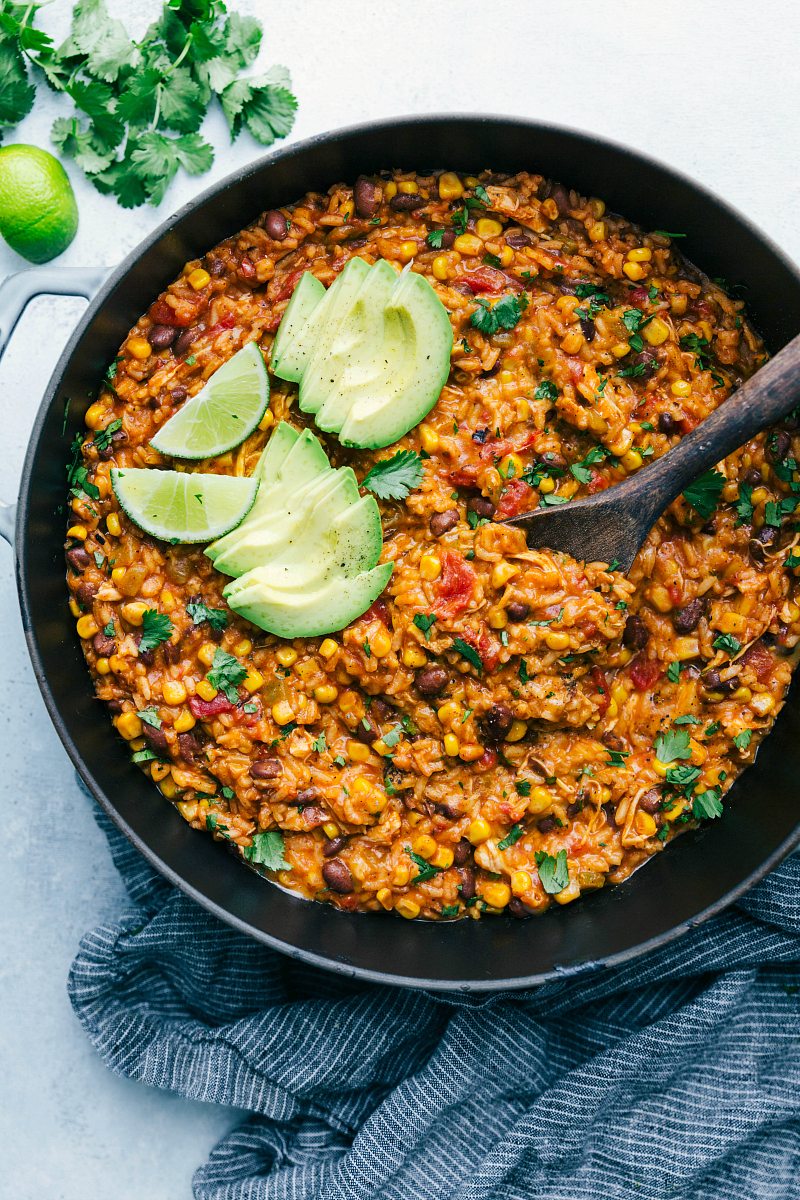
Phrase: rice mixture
[{"left": 65, "top": 169, "right": 800, "bottom": 920}]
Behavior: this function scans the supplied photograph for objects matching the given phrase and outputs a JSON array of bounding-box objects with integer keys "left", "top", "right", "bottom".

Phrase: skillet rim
[{"left": 14, "top": 112, "right": 800, "bottom": 991}]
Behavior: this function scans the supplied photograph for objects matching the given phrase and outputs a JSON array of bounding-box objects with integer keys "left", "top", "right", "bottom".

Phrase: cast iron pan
[{"left": 6, "top": 116, "right": 800, "bottom": 990}]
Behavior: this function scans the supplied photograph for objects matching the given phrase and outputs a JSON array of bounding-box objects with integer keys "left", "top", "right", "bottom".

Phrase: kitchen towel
[{"left": 68, "top": 809, "right": 800, "bottom": 1200}]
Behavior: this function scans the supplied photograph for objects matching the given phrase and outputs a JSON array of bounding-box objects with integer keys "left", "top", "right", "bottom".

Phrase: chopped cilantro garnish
[
  {"left": 534, "top": 380, "right": 559, "bottom": 402},
  {"left": 682, "top": 469, "right": 725, "bottom": 519},
  {"left": 693, "top": 788, "right": 723, "bottom": 820},
  {"left": 93, "top": 418, "right": 122, "bottom": 452},
  {"left": 362, "top": 450, "right": 424, "bottom": 501},
  {"left": 413, "top": 613, "right": 437, "bottom": 641},
  {"left": 735, "top": 483, "right": 754, "bottom": 526},
  {"left": 441, "top": 904, "right": 460, "bottom": 918},
  {"left": 667, "top": 661, "right": 682, "bottom": 683},
  {"left": 207, "top": 648, "right": 247, "bottom": 702},
  {"left": 136, "top": 706, "right": 161, "bottom": 728},
  {"left": 470, "top": 293, "right": 528, "bottom": 336},
  {"left": 245, "top": 831, "right": 290, "bottom": 870},
  {"left": 674, "top": 714, "right": 701, "bottom": 725},
  {"left": 535, "top": 849, "right": 570, "bottom": 894},
  {"left": 405, "top": 845, "right": 441, "bottom": 883},
  {"left": 382, "top": 725, "right": 403, "bottom": 749},
  {"left": 733, "top": 729, "right": 752, "bottom": 751},
  {"left": 186, "top": 598, "right": 229, "bottom": 632},
  {"left": 452, "top": 637, "right": 482, "bottom": 673},
  {"left": 311, "top": 732, "right": 327, "bottom": 753},
  {"left": 518, "top": 658, "right": 531, "bottom": 684},
  {"left": 103, "top": 621, "right": 115, "bottom": 637},
  {"left": 654, "top": 727, "right": 691, "bottom": 763},
  {"left": 515, "top": 780, "right": 532, "bottom": 796},
  {"left": 498, "top": 823, "right": 525, "bottom": 850},
  {"left": 138, "top": 609, "right": 173, "bottom": 653},
  {"left": 712, "top": 633, "right": 741, "bottom": 656},
  {"left": 427, "top": 229, "right": 445, "bottom": 248},
  {"left": 606, "top": 749, "right": 629, "bottom": 768}
]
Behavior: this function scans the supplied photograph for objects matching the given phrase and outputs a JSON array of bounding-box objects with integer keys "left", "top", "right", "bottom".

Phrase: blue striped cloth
[{"left": 69, "top": 810, "right": 800, "bottom": 1200}]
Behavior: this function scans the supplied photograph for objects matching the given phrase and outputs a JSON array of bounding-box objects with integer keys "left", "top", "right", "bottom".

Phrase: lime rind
[
  {"left": 111, "top": 467, "right": 259, "bottom": 544},
  {"left": 149, "top": 341, "right": 270, "bottom": 460}
]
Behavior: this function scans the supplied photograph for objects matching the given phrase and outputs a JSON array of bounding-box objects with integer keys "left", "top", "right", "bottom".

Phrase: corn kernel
[
  {"left": 499, "top": 452, "right": 524, "bottom": 480},
  {"left": 431, "top": 254, "right": 450, "bottom": 281},
  {"left": 313, "top": 684, "right": 338, "bottom": 705},
  {"left": 467, "top": 817, "right": 492, "bottom": 844},
  {"left": 95, "top": 657, "right": 110, "bottom": 674},
  {"left": 458, "top": 743, "right": 482, "bottom": 763},
  {"left": 506, "top": 719, "right": 528, "bottom": 742},
  {"left": 716, "top": 611, "right": 747, "bottom": 635},
  {"left": 392, "top": 861, "right": 412, "bottom": 886},
  {"left": 243, "top": 669, "right": 263, "bottom": 693},
  {"left": 398, "top": 180, "right": 418, "bottom": 194},
  {"left": 487, "top": 607, "right": 508, "bottom": 629},
  {"left": 351, "top": 777, "right": 372, "bottom": 795},
  {"left": 491, "top": 561, "right": 519, "bottom": 589},
  {"left": 588, "top": 221, "right": 606, "bottom": 243},
  {"left": 87, "top": 403, "right": 113, "bottom": 433},
  {"left": 649, "top": 585, "right": 673, "bottom": 613},
  {"left": 431, "top": 846, "right": 454, "bottom": 870},
  {"left": 187, "top": 268, "right": 211, "bottom": 290},
  {"left": 642, "top": 317, "right": 669, "bottom": 347},
  {"left": 412, "top": 834, "right": 437, "bottom": 860},
  {"left": 383, "top": 180, "right": 397, "bottom": 200},
  {"left": 438, "top": 172, "right": 463, "bottom": 200},
  {"left": 420, "top": 554, "right": 442, "bottom": 581},
  {"left": 670, "top": 293, "right": 688, "bottom": 316},
  {"left": 527, "top": 785, "right": 554, "bottom": 814},
  {"left": 399, "top": 241, "right": 417, "bottom": 262},
  {"left": 443, "top": 733, "right": 460, "bottom": 756},
  {"left": 635, "top": 810, "right": 657, "bottom": 837},
  {"left": 622, "top": 449, "right": 644, "bottom": 472},
  {"left": 347, "top": 739, "right": 372, "bottom": 763},
  {"left": 76, "top": 615, "right": 98, "bottom": 639},
  {"left": 174, "top": 710, "right": 195, "bottom": 733},
  {"left": 623, "top": 262, "right": 646, "bottom": 281},
  {"left": 511, "top": 870, "right": 532, "bottom": 896},
  {"left": 111, "top": 566, "right": 126, "bottom": 585},
  {"left": 515, "top": 397, "right": 530, "bottom": 421},
  {"left": 499, "top": 245, "right": 514, "bottom": 267},
  {"left": 416, "top": 424, "right": 441, "bottom": 456},
  {"left": 120, "top": 601, "right": 148, "bottom": 626},
  {"left": 545, "top": 630, "right": 570, "bottom": 652},
  {"left": 556, "top": 294, "right": 580, "bottom": 315},
  {"left": 554, "top": 880, "right": 581, "bottom": 905},
  {"left": 163, "top": 680, "right": 187, "bottom": 706},
  {"left": 403, "top": 645, "right": 428, "bottom": 668},
  {"left": 271, "top": 700, "right": 295, "bottom": 725},
  {"left": 751, "top": 693, "right": 775, "bottom": 716},
  {"left": 376, "top": 887, "right": 393, "bottom": 911},
  {"left": 116, "top": 711, "right": 143, "bottom": 740},
  {"left": 673, "top": 636, "right": 700, "bottom": 662},
  {"left": 589, "top": 198, "right": 606, "bottom": 218},
  {"left": 453, "top": 234, "right": 482, "bottom": 257},
  {"left": 626, "top": 247, "right": 652, "bottom": 262},
  {"left": 560, "top": 330, "right": 584, "bottom": 355},
  {"left": 275, "top": 646, "right": 298, "bottom": 667},
  {"left": 233, "top": 638, "right": 252, "bottom": 657},
  {"left": 338, "top": 689, "right": 358, "bottom": 713},
  {"left": 197, "top": 642, "right": 217, "bottom": 668},
  {"left": 653, "top": 757, "right": 669, "bottom": 777},
  {"left": 371, "top": 628, "right": 393, "bottom": 658},
  {"left": 610, "top": 342, "right": 631, "bottom": 362},
  {"left": 150, "top": 761, "right": 172, "bottom": 783},
  {"left": 67, "top": 524, "right": 89, "bottom": 544},
  {"left": 178, "top": 800, "right": 198, "bottom": 822},
  {"left": 698, "top": 319, "right": 714, "bottom": 342},
  {"left": 159, "top": 776, "right": 179, "bottom": 799},
  {"left": 319, "top": 638, "right": 338, "bottom": 660},
  {"left": 483, "top": 881, "right": 511, "bottom": 909},
  {"left": 104, "top": 512, "right": 121, "bottom": 537},
  {"left": 538, "top": 475, "right": 556, "bottom": 495},
  {"left": 370, "top": 738, "right": 390, "bottom": 757},
  {"left": 437, "top": 701, "right": 461, "bottom": 725},
  {"left": 196, "top": 680, "right": 218, "bottom": 701},
  {"left": 127, "top": 336, "right": 152, "bottom": 360},
  {"left": 160, "top": 589, "right": 176, "bottom": 613},
  {"left": 475, "top": 217, "right": 503, "bottom": 239},
  {"left": 258, "top": 410, "right": 274, "bottom": 431},
  {"left": 109, "top": 654, "right": 126, "bottom": 674},
  {"left": 671, "top": 380, "right": 691, "bottom": 397},
  {"left": 395, "top": 898, "right": 421, "bottom": 920},
  {"left": 541, "top": 198, "right": 559, "bottom": 221}
]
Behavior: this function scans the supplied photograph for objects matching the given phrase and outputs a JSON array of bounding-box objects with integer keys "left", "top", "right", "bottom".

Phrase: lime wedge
[
  {"left": 150, "top": 342, "right": 269, "bottom": 460},
  {"left": 111, "top": 468, "right": 259, "bottom": 544}
]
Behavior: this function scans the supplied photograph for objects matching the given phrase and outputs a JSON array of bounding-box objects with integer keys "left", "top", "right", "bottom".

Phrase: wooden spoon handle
[{"left": 636, "top": 330, "right": 800, "bottom": 515}]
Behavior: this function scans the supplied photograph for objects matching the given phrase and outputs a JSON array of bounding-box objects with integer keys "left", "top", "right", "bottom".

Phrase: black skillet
[{"left": 3, "top": 116, "right": 800, "bottom": 991}]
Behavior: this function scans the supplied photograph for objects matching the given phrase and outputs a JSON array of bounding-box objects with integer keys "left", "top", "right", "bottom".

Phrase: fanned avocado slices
[{"left": 270, "top": 259, "right": 453, "bottom": 449}]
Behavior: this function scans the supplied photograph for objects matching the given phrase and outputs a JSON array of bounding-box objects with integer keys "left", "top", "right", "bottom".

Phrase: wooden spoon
[{"left": 507, "top": 332, "right": 800, "bottom": 571}]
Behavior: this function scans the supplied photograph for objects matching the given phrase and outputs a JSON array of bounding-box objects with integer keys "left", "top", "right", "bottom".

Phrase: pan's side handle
[{"left": 0, "top": 266, "right": 111, "bottom": 548}]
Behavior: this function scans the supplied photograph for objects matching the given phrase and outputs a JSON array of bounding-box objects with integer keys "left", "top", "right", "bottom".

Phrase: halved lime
[
  {"left": 150, "top": 342, "right": 270, "bottom": 460},
  {"left": 111, "top": 468, "right": 259, "bottom": 544}
]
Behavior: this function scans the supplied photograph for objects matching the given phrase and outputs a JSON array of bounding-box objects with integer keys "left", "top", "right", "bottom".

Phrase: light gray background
[{"left": 1, "top": 1, "right": 799, "bottom": 1195}]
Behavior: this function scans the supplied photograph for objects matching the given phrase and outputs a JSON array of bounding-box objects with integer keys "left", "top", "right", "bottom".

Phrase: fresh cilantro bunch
[{"left": 0, "top": 0, "right": 297, "bottom": 207}]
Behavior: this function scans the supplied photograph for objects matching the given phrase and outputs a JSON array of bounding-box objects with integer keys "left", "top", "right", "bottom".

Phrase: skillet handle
[
  {"left": 0, "top": 266, "right": 110, "bottom": 362},
  {"left": 0, "top": 266, "right": 110, "bottom": 548}
]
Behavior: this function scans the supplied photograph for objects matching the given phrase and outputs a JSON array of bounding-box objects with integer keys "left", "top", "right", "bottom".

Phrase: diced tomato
[
  {"left": 148, "top": 299, "right": 194, "bottom": 328},
  {"left": 476, "top": 628, "right": 500, "bottom": 672},
  {"left": 629, "top": 286, "right": 649, "bottom": 305},
  {"left": 668, "top": 583, "right": 682, "bottom": 607},
  {"left": 240, "top": 258, "right": 256, "bottom": 279},
  {"left": 448, "top": 465, "right": 479, "bottom": 487},
  {"left": 479, "top": 430, "right": 538, "bottom": 465},
  {"left": 208, "top": 313, "right": 236, "bottom": 334},
  {"left": 365, "top": 598, "right": 391, "bottom": 627},
  {"left": 566, "top": 357, "right": 584, "bottom": 382},
  {"left": 742, "top": 639, "right": 773, "bottom": 682},
  {"left": 495, "top": 479, "right": 535, "bottom": 520},
  {"left": 461, "top": 267, "right": 514, "bottom": 294},
  {"left": 435, "top": 551, "right": 476, "bottom": 614},
  {"left": 272, "top": 269, "right": 304, "bottom": 303},
  {"left": 680, "top": 415, "right": 699, "bottom": 434},
  {"left": 589, "top": 666, "right": 610, "bottom": 714},
  {"left": 189, "top": 693, "right": 234, "bottom": 719},
  {"left": 233, "top": 698, "right": 262, "bottom": 725},
  {"left": 587, "top": 468, "right": 609, "bottom": 493},
  {"left": 628, "top": 656, "right": 661, "bottom": 691}
]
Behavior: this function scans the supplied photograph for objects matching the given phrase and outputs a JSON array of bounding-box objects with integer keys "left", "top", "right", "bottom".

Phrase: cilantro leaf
[
  {"left": 535, "top": 849, "right": 570, "bottom": 894},
  {"left": 712, "top": 633, "right": 741, "bottom": 656},
  {"left": 362, "top": 450, "right": 424, "bottom": 501},
  {"left": 245, "top": 830, "right": 290, "bottom": 870},
  {"left": 405, "top": 845, "right": 441, "bottom": 884},
  {"left": 92, "top": 417, "right": 122, "bottom": 452},
  {"left": 138, "top": 609, "right": 173, "bottom": 653},
  {"left": 413, "top": 612, "right": 437, "bottom": 641},
  {"left": 733, "top": 729, "right": 752, "bottom": 751},
  {"left": 58, "top": 0, "right": 136, "bottom": 83},
  {"left": 498, "top": 823, "right": 525, "bottom": 850},
  {"left": 0, "top": 38, "right": 35, "bottom": 129},
  {"left": 186, "top": 597, "right": 229, "bottom": 632},
  {"left": 470, "top": 293, "right": 528, "bottom": 336},
  {"left": 693, "top": 788, "right": 723, "bottom": 820},
  {"left": 654, "top": 727, "right": 691, "bottom": 763},
  {"left": 136, "top": 706, "right": 161, "bottom": 729},
  {"left": 441, "top": 904, "right": 460, "bottom": 918},
  {"left": 427, "top": 229, "right": 445, "bottom": 249},
  {"left": 534, "top": 380, "right": 559, "bottom": 402},
  {"left": 452, "top": 637, "right": 482, "bottom": 673},
  {"left": 311, "top": 732, "right": 327, "bottom": 754},
  {"left": 515, "top": 780, "right": 532, "bottom": 796},
  {"left": 207, "top": 647, "right": 247, "bottom": 703},
  {"left": 682, "top": 469, "right": 725, "bottom": 519},
  {"left": 735, "top": 483, "right": 754, "bottom": 525}
]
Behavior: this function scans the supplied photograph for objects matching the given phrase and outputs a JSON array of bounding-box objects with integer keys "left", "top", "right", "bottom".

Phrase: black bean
[
  {"left": 390, "top": 193, "right": 425, "bottom": 212},
  {"left": 507, "top": 897, "right": 531, "bottom": 919},
  {"left": 178, "top": 732, "right": 205, "bottom": 762},
  {"left": 537, "top": 451, "right": 567, "bottom": 470},
  {"left": 469, "top": 496, "right": 496, "bottom": 519},
  {"left": 658, "top": 412, "right": 677, "bottom": 434},
  {"left": 458, "top": 866, "right": 476, "bottom": 901},
  {"left": 769, "top": 430, "right": 791, "bottom": 462},
  {"left": 742, "top": 467, "right": 762, "bottom": 486},
  {"left": 66, "top": 546, "right": 91, "bottom": 571},
  {"left": 251, "top": 758, "right": 281, "bottom": 780},
  {"left": 76, "top": 582, "right": 97, "bottom": 608},
  {"left": 353, "top": 176, "right": 379, "bottom": 219},
  {"left": 370, "top": 698, "right": 396, "bottom": 724},
  {"left": 322, "top": 858, "right": 354, "bottom": 893},
  {"left": 755, "top": 525, "right": 777, "bottom": 547},
  {"left": 149, "top": 325, "right": 177, "bottom": 349},
  {"left": 106, "top": 698, "right": 124, "bottom": 714},
  {"left": 601, "top": 803, "right": 618, "bottom": 828},
  {"left": 296, "top": 786, "right": 320, "bottom": 805},
  {"left": 430, "top": 509, "right": 458, "bottom": 537},
  {"left": 163, "top": 642, "right": 182, "bottom": 665},
  {"left": 505, "top": 229, "right": 532, "bottom": 248},
  {"left": 580, "top": 317, "right": 596, "bottom": 343},
  {"left": 355, "top": 715, "right": 380, "bottom": 744},
  {"left": 135, "top": 634, "right": 154, "bottom": 666},
  {"left": 322, "top": 835, "right": 347, "bottom": 857},
  {"left": 623, "top": 614, "right": 648, "bottom": 650},
  {"left": 416, "top": 666, "right": 448, "bottom": 697},
  {"left": 301, "top": 806, "right": 327, "bottom": 829},
  {"left": 92, "top": 632, "right": 115, "bottom": 656},
  {"left": 537, "top": 815, "right": 558, "bottom": 833},
  {"left": 673, "top": 598, "right": 705, "bottom": 634},
  {"left": 264, "top": 210, "right": 289, "bottom": 241},
  {"left": 506, "top": 601, "right": 531, "bottom": 622},
  {"left": 438, "top": 229, "right": 456, "bottom": 249},
  {"left": 602, "top": 731, "right": 624, "bottom": 751},
  {"left": 143, "top": 724, "right": 169, "bottom": 755},
  {"left": 636, "top": 350, "right": 658, "bottom": 375},
  {"left": 481, "top": 703, "right": 514, "bottom": 742},
  {"left": 171, "top": 386, "right": 188, "bottom": 403},
  {"left": 548, "top": 183, "right": 571, "bottom": 214},
  {"left": 703, "top": 669, "right": 736, "bottom": 694},
  {"left": 174, "top": 326, "right": 201, "bottom": 357},
  {"left": 208, "top": 257, "right": 226, "bottom": 277},
  {"left": 453, "top": 838, "right": 473, "bottom": 866},
  {"left": 639, "top": 788, "right": 663, "bottom": 814}
]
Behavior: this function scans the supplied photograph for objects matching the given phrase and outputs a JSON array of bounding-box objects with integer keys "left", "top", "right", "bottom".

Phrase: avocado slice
[
  {"left": 270, "top": 272, "right": 326, "bottom": 381},
  {"left": 292, "top": 256, "right": 372, "bottom": 413},
  {"left": 225, "top": 561, "right": 394, "bottom": 638},
  {"left": 254, "top": 420, "right": 299, "bottom": 480}
]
